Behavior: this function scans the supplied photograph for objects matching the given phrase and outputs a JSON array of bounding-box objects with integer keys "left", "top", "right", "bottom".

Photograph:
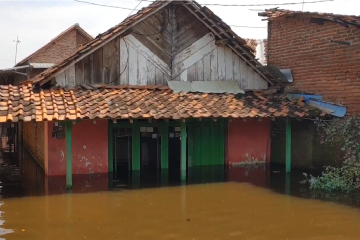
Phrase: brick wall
[
  {"left": 268, "top": 17, "right": 360, "bottom": 115},
  {"left": 76, "top": 30, "right": 91, "bottom": 47},
  {"left": 23, "top": 122, "right": 45, "bottom": 170},
  {"left": 29, "top": 29, "right": 91, "bottom": 65}
]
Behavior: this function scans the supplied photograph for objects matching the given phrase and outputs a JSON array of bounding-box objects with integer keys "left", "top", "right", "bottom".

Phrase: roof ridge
[
  {"left": 15, "top": 23, "right": 93, "bottom": 67},
  {"left": 25, "top": 0, "right": 276, "bottom": 87}
]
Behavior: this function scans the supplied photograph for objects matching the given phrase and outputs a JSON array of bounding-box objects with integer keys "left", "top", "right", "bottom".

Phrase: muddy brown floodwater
[{"left": 0, "top": 181, "right": 360, "bottom": 240}]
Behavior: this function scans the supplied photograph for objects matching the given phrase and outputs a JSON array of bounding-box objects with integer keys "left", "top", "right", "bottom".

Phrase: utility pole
[
  {"left": 13, "top": 36, "right": 21, "bottom": 65},
  {"left": 302, "top": 0, "right": 305, "bottom": 11}
]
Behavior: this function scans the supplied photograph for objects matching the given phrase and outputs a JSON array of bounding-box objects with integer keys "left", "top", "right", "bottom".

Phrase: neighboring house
[
  {"left": 0, "top": 0, "right": 327, "bottom": 189},
  {"left": 259, "top": 9, "right": 359, "bottom": 115},
  {"left": 259, "top": 9, "right": 354, "bottom": 168},
  {"left": 0, "top": 23, "right": 93, "bottom": 85}
]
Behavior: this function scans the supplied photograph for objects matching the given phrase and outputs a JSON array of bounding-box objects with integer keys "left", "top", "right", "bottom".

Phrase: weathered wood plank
[
  {"left": 120, "top": 38, "right": 129, "bottom": 85},
  {"left": 173, "top": 40, "right": 216, "bottom": 78},
  {"left": 65, "top": 65, "right": 76, "bottom": 86},
  {"left": 138, "top": 53, "right": 147, "bottom": 85},
  {"left": 233, "top": 54, "right": 241, "bottom": 88},
  {"left": 195, "top": 59, "right": 204, "bottom": 81},
  {"left": 210, "top": 48, "right": 218, "bottom": 81},
  {"left": 124, "top": 34, "right": 171, "bottom": 76},
  {"left": 75, "top": 60, "right": 84, "bottom": 85},
  {"left": 173, "top": 5, "right": 209, "bottom": 55},
  {"left": 179, "top": 70, "right": 187, "bottom": 81},
  {"left": 92, "top": 47, "right": 103, "bottom": 84},
  {"left": 217, "top": 46, "right": 225, "bottom": 81},
  {"left": 240, "top": 60, "right": 248, "bottom": 89},
  {"left": 172, "top": 33, "right": 214, "bottom": 67},
  {"left": 203, "top": 53, "right": 211, "bottom": 81},
  {"left": 225, "top": 47, "right": 233, "bottom": 81},
  {"left": 246, "top": 66, "right": 254, "bottom": 89},
  {"left": 260, "top": 77, "right": 268, "bottom": 89},
  {"left": 83, "top": 54, "right": 93, "bottom": 84},
  {"left": 155, "top": 67, "right": 165, "bottom": 85},
  {"left": 128, "top": 44, "right": 138, "bottom": 85},
  {"left": 147, "top": 60, "right": 156, "bottom": 85},
  {"left": 103, "top": 38, "right": 119, "bottom": 85},
  {"left": 55, "top": 71, "right": 66, "bottom": 86},
  {"left": 132, "top": 21, "right": 172, "bottom": 56},
  {"left": 187, "top": 63, "right": 196, "bottom": 82}
]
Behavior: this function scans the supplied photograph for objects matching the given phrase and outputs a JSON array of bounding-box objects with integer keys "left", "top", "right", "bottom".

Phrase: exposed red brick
[{"left": 267, "top": 16, "right": 360, "bottom": 115}]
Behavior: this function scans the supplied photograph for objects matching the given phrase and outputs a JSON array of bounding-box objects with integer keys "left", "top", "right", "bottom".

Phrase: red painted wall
[
  {"left": 72, "top": 119, "right": 108, "bottom": 174},
  {"left": 227, "top": 118, "right": 271, "bottom": 166},
  {"left": 47, "top": 120, "right": 108, "bottom": 176},
  {"left": 48, "top": 122, "right": 66, "bottom": 175}
]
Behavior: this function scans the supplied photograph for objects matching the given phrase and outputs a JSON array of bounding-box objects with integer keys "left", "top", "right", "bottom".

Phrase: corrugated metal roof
[
  {"left": 287, "top": 93, "right": 346, "bottom": 117},
  {"left": 29, "top": 63, "right": 54, "bottom": 69}
]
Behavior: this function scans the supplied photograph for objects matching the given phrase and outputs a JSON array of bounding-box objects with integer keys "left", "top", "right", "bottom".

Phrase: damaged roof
[
  {"left": 0, "top": 84, "right": 323, "bottom": 123},
  {"left": 259, "top": 8, "right": 360, "bottom": 27},
  {"left": 26, "top": 0, "right": 275, "bottom": 87}
]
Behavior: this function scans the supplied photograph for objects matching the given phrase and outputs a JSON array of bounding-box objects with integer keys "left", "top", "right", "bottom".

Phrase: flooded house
[
  {"left": 0, "top": 24, "right": 92, "bottom": 178},
  {"left": 0, "top": 0, "right": 331, "bottom": 190},
  {"left": 258, "top": 9, "right": 358, "bottom": 168}
]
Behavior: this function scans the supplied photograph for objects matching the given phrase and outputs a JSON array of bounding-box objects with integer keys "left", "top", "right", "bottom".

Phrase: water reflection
[{"left": 0, "top": 152, "right": 359, "bottom": 239}]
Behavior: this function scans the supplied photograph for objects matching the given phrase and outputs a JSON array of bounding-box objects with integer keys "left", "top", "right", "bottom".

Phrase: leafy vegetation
[{"left": 302, "top": 117, "right": 360, "bottom": 192}]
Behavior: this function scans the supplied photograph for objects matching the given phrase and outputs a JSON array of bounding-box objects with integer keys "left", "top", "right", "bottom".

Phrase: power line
[
  {"left": 127, "top": 0, "right": 144, "bottom": 17},
  {"left": 73, "top": 0, "right": 141, "bottom": 10},
  {"left": 229, "top": 25, "right": 266, "bottom": 28},
  {"left": 74, "top": 0, "right": 335, "bottom": 8},
  {"left": 134, "top": 0, "right": 335, "bottom": 7}
]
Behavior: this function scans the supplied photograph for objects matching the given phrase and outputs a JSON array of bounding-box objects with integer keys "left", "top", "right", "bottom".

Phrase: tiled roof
[
  {"left": 26, "top": 0, "right": 276, "bottom": 87},
  {"left": 16, "top": 23, "right": 93, "bottom": 67},
  {"left": 259, "top": 9, "right": 360, "bottom": 27},
  {"left": 245, "top": 39, "right": 260, "bottom": 54},
  {"left": 0, "top": 84, "right": 324, "bottom": 123}
]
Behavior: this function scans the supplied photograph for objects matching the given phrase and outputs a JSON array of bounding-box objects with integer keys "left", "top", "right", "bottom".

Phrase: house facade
[
  {"left": 0, "top": 1, "right": 328, "bottom": 189},
  {"left": 259, "top": 9, "right": 357, "bottom": 168}
]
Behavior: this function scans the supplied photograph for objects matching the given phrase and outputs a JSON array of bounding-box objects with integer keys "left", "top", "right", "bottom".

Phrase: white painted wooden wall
[
  {"left": 55, "top": 65, "right": 75, "bottom": 86},
  {"left": 121, "top": 35, "right": 171, "bottom": 85},
  {"left": 172, "top": 33, "right": 268, "bottom": 90}
]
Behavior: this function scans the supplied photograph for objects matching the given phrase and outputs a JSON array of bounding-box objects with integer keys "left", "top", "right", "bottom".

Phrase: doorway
[
  {"left": 140, "top": 126, "right": 160, "bottom": 183},
  {"left": 168, "top": 126, "right": 181, "bottom": 181},
  {"left": 113, "top": 128, "right": 132, "bottom": 184}
]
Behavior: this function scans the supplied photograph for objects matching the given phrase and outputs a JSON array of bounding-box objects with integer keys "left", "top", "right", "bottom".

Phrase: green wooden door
[{"left": 188, "top": 119, "right": 226, "bottom": 167}]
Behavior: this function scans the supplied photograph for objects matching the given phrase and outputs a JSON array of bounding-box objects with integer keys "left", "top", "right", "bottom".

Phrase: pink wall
[
  {"left": 72, "top": 119, "right": 108, "bottom": 174},
  {"left": 227, "top": 118, "right": 271, "bottom": 166},
  {"left": 48, "top": 122, "right": 66, "bottom": 175},
  {"left": 47, "top": 120, "right": 108, "bottom": 176}
]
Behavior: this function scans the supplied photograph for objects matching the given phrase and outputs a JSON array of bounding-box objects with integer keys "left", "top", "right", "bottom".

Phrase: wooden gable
[{"left": 54, "top": 2, "right": 268, "bottom": 90}]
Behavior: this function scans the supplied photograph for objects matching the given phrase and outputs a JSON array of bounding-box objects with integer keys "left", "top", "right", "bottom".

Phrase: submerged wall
[
  {"left": 227, "top": 118, "right": 271, "bottom": 166},
  {"left": 47, "top": 119, "right": 108, "bottom": 176}
]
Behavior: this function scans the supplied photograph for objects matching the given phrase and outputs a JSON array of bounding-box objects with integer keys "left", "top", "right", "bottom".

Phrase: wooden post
[
  {"left": 132, "top": 122, "right": 140, "bottom": 171},
  {"left": 286, "top": 118, "right": 292, "bottom": 173},
  {"left": 108, "top": 121, "right": 113, "bottom": 173},
  {"left": 65, "top": 122, "right": 72, "bottom": 189},
  {"left": 161, "top": 123, "right": 169, "bottom": 169},
  {"left": 181, "top": 121, "right": 187, "bottom": 181}
]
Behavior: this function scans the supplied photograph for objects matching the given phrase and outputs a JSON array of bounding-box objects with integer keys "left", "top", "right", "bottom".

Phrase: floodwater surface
[{"left": 1, "top": 179, "right": 360, "bottom": 240}]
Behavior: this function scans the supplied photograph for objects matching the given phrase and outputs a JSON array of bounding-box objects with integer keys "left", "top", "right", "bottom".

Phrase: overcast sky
[{"left": 0, "top": 0, "right": 357, "bottom": 69}]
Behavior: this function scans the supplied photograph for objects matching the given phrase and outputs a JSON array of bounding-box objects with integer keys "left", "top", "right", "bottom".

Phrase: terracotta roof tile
[
  {"left": 0, "top": 84, "right": 325, "bottom": 123},
  {"left": 259, "top": 9, "right": 360, "bottom": 27}
]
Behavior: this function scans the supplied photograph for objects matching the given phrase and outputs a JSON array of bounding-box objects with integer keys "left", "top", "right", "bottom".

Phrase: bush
[{"left": 302, "top": 117, "right": 360, "bottom": 192}]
